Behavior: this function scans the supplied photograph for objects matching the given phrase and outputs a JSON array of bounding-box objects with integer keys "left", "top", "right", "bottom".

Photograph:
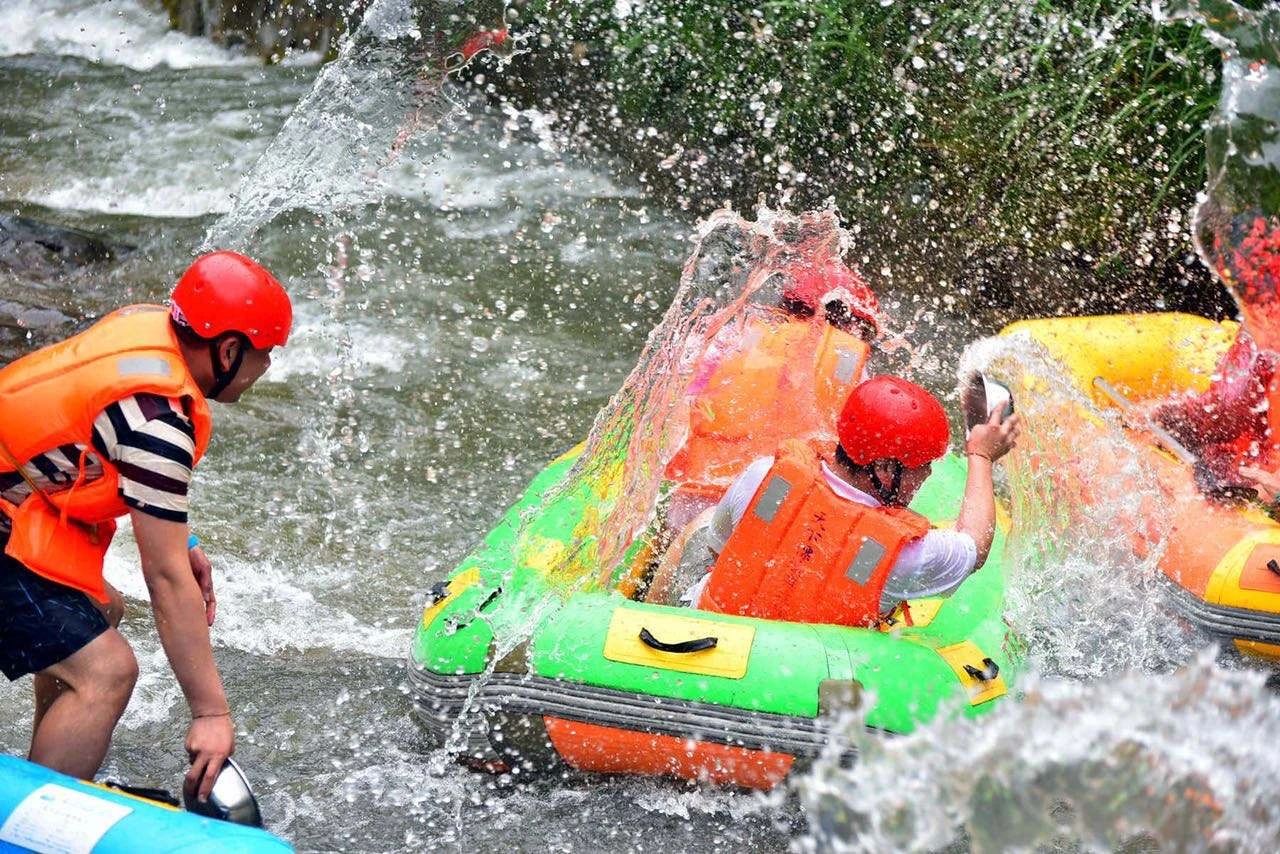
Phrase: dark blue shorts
[{"left": 0, "top": 551, "right": 109, "bottom": 680}]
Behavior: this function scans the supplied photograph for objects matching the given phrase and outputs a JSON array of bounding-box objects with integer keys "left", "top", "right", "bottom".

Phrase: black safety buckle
[
  {"left": 424, "top": 580, "right": 451, "bottom": 606},
  {"left": 963, "top": 658, "right": 1000, "bottom": 682}
]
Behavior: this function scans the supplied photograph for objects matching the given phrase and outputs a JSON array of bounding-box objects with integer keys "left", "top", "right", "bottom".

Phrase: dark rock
[
  {"left": 0, "top": 298, "right": 71, "bottom": 332},
  {"left": 0, "top": 215, "right": 132, "bottom": 276},
  {"left": 160, "top": 0, "right": 372, "bottom": 62}
]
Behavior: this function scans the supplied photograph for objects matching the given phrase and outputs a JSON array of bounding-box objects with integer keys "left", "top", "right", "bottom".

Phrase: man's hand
[
  {"left": 957, "top": 406, "right": 1022, "bottom": 569},
  {"left": 130, "top": 509, "right": 232, "bottom": 803},
  {"left": 1238, "top": 464, "right": 1280, "bottom": 503},
  {"left": 189, "top": 546, "right": 216, "bottom": 627},
  {"left": 966, "top": 407, "right": 1022, "bottom": 463},
  {"left": 184, "top": 713, "right": 235, "bottom": 803}
]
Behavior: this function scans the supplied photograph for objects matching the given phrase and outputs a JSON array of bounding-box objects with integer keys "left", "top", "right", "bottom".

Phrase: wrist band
[
  {"left": 193, "top": 710, "right": 231, "bottom": 719},
  {"left": 187, "top": 533, "right": 200, "bottom": 550},
  {"left": 966, "top": 451, "right": 994, "bottom": 463}
]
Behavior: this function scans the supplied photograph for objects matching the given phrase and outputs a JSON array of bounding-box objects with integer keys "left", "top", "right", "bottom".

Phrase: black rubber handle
[
  {"left": 638, "top": 627, "right": 718, "bottom": 654},
  {"left": 963, "top": 658, "right": 1000, "bottom": 682}
]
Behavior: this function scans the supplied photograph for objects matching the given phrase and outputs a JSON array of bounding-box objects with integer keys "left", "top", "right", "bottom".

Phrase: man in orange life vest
[
  {"left": 0, "top": 251, "right": 291, "bottom": 801},
  {"left": 685, "top": 376, "right": 1020, "bottom": 625}
]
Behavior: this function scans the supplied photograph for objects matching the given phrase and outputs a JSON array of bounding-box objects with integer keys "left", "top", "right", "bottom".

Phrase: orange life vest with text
[
  {"left": 0, "top": 305, "right": 212, "bottom": 602},
  {"left": 699, "top": 441, "right": 930, "bottom": 627},
  {"left": 667, "top": 316, "right": 869, "bottom": 491}
]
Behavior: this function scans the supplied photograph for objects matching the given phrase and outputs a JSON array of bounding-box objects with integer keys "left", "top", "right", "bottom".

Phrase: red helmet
[
  {"left": 170, "top": 251, "right": 292, "bottom": 349},
  {"left": 838, "top": 376, "right": 950, "bottom": 468},
  {"left": 783, "top": 260, "right": 880, "bottom": 331}
]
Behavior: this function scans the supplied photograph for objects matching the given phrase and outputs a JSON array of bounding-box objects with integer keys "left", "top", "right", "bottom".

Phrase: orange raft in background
[{"left": 1000, "top": 313, "right": 1280, "bottom": 664}]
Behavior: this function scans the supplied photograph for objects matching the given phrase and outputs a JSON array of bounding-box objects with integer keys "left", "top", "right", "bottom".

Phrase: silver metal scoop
[
  {"left": 182, "top": 757, "right": 264, "bottom": 828},
  {"left": 962, "top": 372, "right": 1014, "bottom": 434}
]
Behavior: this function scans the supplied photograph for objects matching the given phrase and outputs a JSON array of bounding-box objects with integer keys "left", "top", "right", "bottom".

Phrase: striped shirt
[{"left": 0, "top": 393, "right": 196, "bottom": 537}]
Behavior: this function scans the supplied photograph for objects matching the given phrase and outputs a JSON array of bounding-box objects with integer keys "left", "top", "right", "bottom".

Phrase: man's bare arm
[{"left": 130, "top": 510, "right": 233, "bottom": 801}]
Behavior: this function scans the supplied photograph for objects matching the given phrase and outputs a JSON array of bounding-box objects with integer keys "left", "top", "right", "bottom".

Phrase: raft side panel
[{"left": 0, "top": 755, "right": 291, "bottom": 853}]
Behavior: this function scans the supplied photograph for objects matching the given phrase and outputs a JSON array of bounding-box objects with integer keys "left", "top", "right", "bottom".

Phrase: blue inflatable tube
[{"left": 0, "top": 755, "right": 292, "bottom": 853}]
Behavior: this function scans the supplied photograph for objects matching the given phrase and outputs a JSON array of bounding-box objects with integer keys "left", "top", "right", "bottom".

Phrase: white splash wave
[
  {"left": 29, "top": 176, "right": 240, "bottom": 218},
  {"left": 105, "top": 531, "right": 408, "bottom": 660},
  {"left": 0, "top": 0, "right": 256, "bottom": 70},
  {"left": 264, "top": 318, "right": 420, "bottom": 382},
  {"left": 797, "top": 653, "right": 1280, "bottom": 853}
]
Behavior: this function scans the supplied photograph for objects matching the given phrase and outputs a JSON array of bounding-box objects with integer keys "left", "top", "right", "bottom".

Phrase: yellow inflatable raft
[{"left": 1000, "top": 313, "right": 1280, "bottom": 664}]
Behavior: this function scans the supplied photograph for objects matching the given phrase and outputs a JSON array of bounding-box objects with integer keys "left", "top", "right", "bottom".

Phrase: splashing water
[
  {"left": 1162, "top": 0, "right": 1280, "bottom": 345},
  {"left": 792, "top": 9, "right": 1280, "bottom": 850},
  {"left": 796, "top": 651, "right": 1280, "bottom": 853},
  {"left": 203, "top": 0, "right": 508, "bottom": 249},
  {"left": 960, "top": 334, "right": 1209, "bottom": 679},
  {"left": 427, "top": 207, "right": 902, "bottom": 759},
  {"left": 515, "top": 207, "right": 897, "bottom": 590}
]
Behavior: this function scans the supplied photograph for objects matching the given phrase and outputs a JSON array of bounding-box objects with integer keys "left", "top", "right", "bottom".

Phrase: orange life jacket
[
  {"left": 667, "top": 316, "right": 869, "bottom": 491},
  {"left": 0, "top": 305, "right": 212, "bottom": 602},
  {"left": 699, "top": 440, "right": 930, "bottom": 627},
  {"left": 1263, "top": 369, "right": 1280, "bottom": 468}
]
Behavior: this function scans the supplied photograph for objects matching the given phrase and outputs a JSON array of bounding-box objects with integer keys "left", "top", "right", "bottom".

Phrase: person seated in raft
[
  {"left": 654, "top": 376, "right": 1020, "bottom": 625},
  {"left": 664, "top": 258, "right": 881, "bottom": 526},
  {"left": 1153, "top": 215, "right": 1280, "bottom": 502}
]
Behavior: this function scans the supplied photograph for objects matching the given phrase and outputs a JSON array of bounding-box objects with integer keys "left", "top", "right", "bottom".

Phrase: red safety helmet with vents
[
  {"left": 783, "top": 260, "right": 880, "bottom": 332},
  {"left": 170, "top": 251, "right": 292, "bottom": 349},
  {"left": 838, "top": 375, "right": 950, "bottom": 468}
]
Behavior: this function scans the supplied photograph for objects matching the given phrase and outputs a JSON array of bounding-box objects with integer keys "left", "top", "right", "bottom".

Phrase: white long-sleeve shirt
[{"left": 682, "top": 456, "right": 978, "bottom": 610}]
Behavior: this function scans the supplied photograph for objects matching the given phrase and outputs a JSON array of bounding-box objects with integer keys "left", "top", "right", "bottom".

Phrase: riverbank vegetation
[{"left": 498, "top": 0, "right": 1226, "bottom": 315}]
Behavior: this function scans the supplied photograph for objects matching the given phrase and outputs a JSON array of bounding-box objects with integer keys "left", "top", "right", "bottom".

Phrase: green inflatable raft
[{"left": 408, "top": 443, "right": 1020, "bottom": 789}]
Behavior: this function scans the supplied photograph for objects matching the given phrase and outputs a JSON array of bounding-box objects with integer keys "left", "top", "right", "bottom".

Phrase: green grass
[{"left": 502, "top": 0, "right": 1219, "bottom": 294}]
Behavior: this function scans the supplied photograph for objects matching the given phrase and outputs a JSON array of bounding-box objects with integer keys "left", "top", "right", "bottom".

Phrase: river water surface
[{"left": 2, "top": 1, "right": 1280, "bottom": 852}]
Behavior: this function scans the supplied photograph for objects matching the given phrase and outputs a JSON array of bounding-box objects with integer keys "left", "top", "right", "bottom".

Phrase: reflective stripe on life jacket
[
  {"left": 699, "top": 440, "right": 929, "bottom": 627},
  {"left": 667, "top": 315, "right": 869, "bottom": 490},
  {"left": 0, "top": 305, "right": 212, "bottom": 602}
]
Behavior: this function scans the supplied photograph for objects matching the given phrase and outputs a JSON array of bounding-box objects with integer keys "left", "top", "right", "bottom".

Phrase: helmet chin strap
[
  {"left": 207, "top": 335, "right": 246, "bottom": 400},
  {"left": 869, "top": 459, "right": 905, "bottom": 506}
]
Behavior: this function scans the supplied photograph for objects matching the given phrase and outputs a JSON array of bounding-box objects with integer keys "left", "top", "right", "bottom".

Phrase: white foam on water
[
  {"left": 796, "top": 654, "right": 1280, "bottom": 853},
  {"left": 385, "top": 149, "right": 633, "bottom": 213},
  {"left": 264, "top": 317, "right": 419, "bottom": 382},
  {"left": 11, "top": 99, "right": 284, "bottom": 218},
  {"left": 117, "top": 639, "right": 182, "bottom": 728},
  {"left": 0, "top": 0, "right": 256, "bottom": 70},
  {"left": 630, "top": 782, "right": 770, "bottom": 822},
  {"left": 104, "top": 529, "right": 408, "bottom": 660},
  {"left": 29, "top": 175, "right": 241, "bottom": 218}
]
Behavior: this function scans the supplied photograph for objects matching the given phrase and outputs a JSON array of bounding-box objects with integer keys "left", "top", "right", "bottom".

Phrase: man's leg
[
  {"left": 29, "top": 627, "right": 138, "bottom": 779},
  {"left": 32, "top": 582, "right": 124, "bottom": 733}
]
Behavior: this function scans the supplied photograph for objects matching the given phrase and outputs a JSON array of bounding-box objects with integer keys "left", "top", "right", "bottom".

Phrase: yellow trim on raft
[
  {"left": 1206, "top": 531, "right": 1280, "bottom": 613},
  {"left": 603, "top": 608, "right": 755, "bottom": 679},
  {"left": 419, "top": 567, "right": 482, "bottom": 630},
  {"left": 1001, "top": 313, "right": 1236, "bottom": 405},
  {"left": 83, "top": 780, "right": 179, "bottom": 811},
  {"left": 898, "top": 598, "right": 944, "bottom": 628},
  {"left": 551, "top": 440, "right": 587, "bottom": 467},
  {"left": 1233, "top": 639, "right": 1280, "bottom": 662},
  {"left": 935, "top": 640, "right": 1007, "bottom": 706}
]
